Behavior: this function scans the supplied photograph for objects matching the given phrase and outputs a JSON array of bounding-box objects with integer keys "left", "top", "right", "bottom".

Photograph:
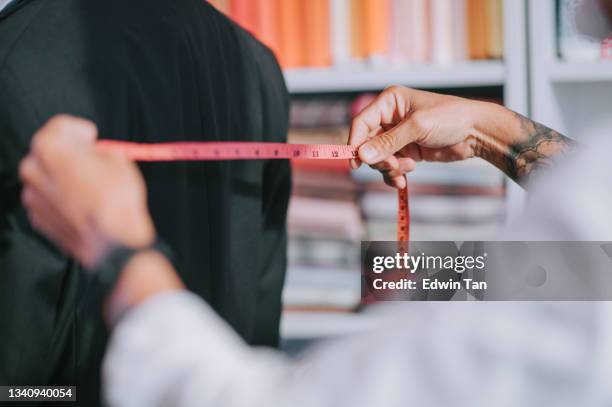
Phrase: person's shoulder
[
  {"left": 230, "top": 25, "right": 289, "bottom": 140},
  {"left": 231, "top": 22, "right": 282, "bottom": 76},
  {"left": 173, "top": 0, "right": 281, "bottom": 72},
  {"left": 206, "top": 7, "right": 287, "bottom": 100}
]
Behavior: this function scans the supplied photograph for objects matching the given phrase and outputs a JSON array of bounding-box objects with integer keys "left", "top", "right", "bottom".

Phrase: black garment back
[{"left": 0, "top": 0, "right": 291, "bottom": 404}]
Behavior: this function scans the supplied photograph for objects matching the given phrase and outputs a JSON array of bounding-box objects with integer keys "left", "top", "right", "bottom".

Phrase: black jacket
[{"left": 0, "top": 0, "right": 290, "bottom": 404}]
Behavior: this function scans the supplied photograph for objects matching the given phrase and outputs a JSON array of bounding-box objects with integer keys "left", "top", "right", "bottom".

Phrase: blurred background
[{"left": 207, "top": 0, "right": 612, "bottom": 349}]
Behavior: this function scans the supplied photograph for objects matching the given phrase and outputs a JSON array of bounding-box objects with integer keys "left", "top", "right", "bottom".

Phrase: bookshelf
[
  {"left": 280, "top": 0, "right": 531, "bottom": 344},
  {"left": 215, "top": 0, "right": 611, "bottom": 344},
  {"left": 282, "top": 1, "right": 530, "bottom": 227},
  {"left": 529, "top": 0, "right": 612, "bottom": 145},
  {"left": 220, "top": 0, "right": 612, "bottom": 342}
]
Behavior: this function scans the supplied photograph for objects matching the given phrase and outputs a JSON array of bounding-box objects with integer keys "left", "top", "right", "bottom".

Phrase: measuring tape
[{"left": 97, "top": 140, "right": 410, "bottom": 242}]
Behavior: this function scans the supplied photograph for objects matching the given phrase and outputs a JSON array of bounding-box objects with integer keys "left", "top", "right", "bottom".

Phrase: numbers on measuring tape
[{"left": 96, "top": 140, "right": 410, "bottom": 242}]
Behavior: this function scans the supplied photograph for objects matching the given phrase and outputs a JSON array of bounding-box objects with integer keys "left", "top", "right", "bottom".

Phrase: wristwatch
[{"left": 83, "top": 238, "right": 174, "bottom": 321}]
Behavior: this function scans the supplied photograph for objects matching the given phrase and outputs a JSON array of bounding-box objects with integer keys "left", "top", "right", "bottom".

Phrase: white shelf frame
[
  {"left": 503, "top": 0, "right": 529, "bottom": 223},
  {"left": 548, "top": 61, "right": 612, "bottom": 83},
  {"left": 284, "top": 61, "right": 505, "bottom": 94}
]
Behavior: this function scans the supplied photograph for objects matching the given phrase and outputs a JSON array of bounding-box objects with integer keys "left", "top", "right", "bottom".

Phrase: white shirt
[
  {"left": 103, "top": 138, "right": 612, "bottom": 406},
  {"left": 104, "top": 295, "right": 612, "bottom": 407}
]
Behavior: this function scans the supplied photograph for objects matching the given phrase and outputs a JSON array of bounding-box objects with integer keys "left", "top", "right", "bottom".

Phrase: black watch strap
[{"left": 83, "top": 238, "right": 174, "bottom": 316}]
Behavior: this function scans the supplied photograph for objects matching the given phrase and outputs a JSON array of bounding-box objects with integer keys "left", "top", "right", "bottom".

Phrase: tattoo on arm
[
  {"left": 506, "top": 114, "right": 575, "bottom": 185},
  {"left": 477, "top": 113, "right": 575, "bottom": 187}
]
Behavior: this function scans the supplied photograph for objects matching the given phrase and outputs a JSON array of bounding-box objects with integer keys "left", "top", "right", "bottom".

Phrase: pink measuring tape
[{"left": 97, "top": 140, "right": 410, "bottom": 242}]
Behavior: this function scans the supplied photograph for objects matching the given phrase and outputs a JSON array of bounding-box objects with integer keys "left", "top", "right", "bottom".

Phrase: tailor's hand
[
  {"left": 348, "top": 87, "right": 495, "bottom": 189},
  {"left": 19, "top": 115, "right": 156, "bottom": 268},
  {"left": 348, "top": 86, "right": 574, "bottom": 189}
]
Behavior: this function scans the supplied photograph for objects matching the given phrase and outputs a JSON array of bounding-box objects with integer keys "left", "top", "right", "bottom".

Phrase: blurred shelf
[
  {"left": 548, "top": 61, "right": 612, "bottom": 83},
  {"left": 284, "top": 61, "right": 505, "bottom": 94}
]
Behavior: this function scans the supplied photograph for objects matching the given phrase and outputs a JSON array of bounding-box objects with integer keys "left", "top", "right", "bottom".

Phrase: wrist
[
  {"left": 115, "top": 215, "right": 156, "bottom": 249},
  {"left": 467, "top": 101, "right": 519, "bottom": 163},
  {"left": 104, "top": 249, "right": 184, "bottom": 326},
  {"left": 95, "top": 209, "right": 156, "bottom": 265}
]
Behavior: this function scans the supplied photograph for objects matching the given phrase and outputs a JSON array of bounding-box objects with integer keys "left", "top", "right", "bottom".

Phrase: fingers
[
  {"left": 367, "top": 155, "right": 414, "bottom": 190},
  {"left": 20, "top": 115, "right": 99, "bottom": 194},
  {"left": 396, "top": 157, "right": 417, "bottom": 173},
  {"left": 383, "top": 174, "right": 407, "bottom": 189},
  {"left": 362, "top": 148, "right": 417, "bottom": 190},
  {"left": 30, "top": 115, "right": 98, "bottom": 171},
  {"left": 371, "top": 156, "right": 416, "bottom": 189},
  {"left": 358, "top": 116, "right": 426, "bottom": 165},
  {"left": 369, "top": 156, "right": 416, "bottom": 177},
  {"left": 369, "top": 154, "right": 400, "bottom": 172},
  {"left": 348, "top": 86, "right": 412, "bottom": 168},
  {"left": 21, "top": 185, "right": 83, "bottom": 255},
  {"left": 397, "top": 143, "right": 423, "bottom": 162},
  {"left": 19, "top": 115, "right": 99, "bottom": 261},
  {"left": 19, "top": 114, "right": 155, "bottom": 267},
  {"left": 40, "top": 115, "right": 98, "bottom": 144},
  {"left": 19, "top": 156, "right": 46, "bottom": 192}
]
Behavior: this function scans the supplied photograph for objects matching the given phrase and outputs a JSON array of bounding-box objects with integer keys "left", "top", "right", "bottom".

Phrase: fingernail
[{"left": 360, "top": 144, "right": 378, "bottom": 162}]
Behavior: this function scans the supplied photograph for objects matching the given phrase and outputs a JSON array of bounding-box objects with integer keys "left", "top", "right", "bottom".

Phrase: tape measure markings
[
  {"left": 97, "top": 141, "right": 359, "bottom": 161},
  {"left": 97, "top": 140, "right": 409, "bottom": 241}
]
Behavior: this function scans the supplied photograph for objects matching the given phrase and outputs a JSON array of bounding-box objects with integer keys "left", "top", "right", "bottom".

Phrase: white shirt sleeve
[{"left": 103, "top": 291, "right": 612, "bottom": 407}]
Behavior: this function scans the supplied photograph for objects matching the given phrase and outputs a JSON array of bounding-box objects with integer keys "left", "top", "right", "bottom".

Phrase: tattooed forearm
[
  {"left": 475, "top": 112, "right": 576, "bottom": 187},
  {"left": 505, "top": 113, "right": 575, "bottom": 185}
]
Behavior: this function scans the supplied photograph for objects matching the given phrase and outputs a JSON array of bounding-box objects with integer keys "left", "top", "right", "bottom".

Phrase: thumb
[{"left": 358, "top": 119, "right": 421, "bottom": 164}]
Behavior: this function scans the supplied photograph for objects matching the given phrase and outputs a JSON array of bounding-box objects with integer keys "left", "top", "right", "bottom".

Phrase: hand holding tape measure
[
  {"left": 19, "top": 115, "right": 411, "bottom": 269},
  {"left": 96, "top": 140, "right": 411, "bottom": 243},
  {"left": 22, "top": 87, "right": 512, "bottom": 264}
]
